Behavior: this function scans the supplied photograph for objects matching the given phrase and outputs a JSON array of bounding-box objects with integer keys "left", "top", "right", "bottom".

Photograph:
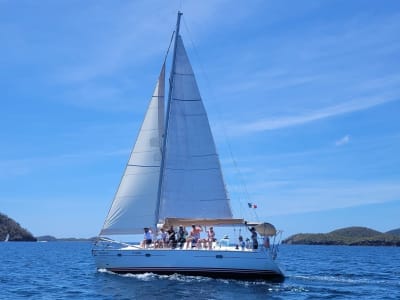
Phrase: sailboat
[
  {"left": 4, "top": 233, "right": 10, "bottom": 242},
  {"left": 92, "top": 11, "right": 284, "bottom": 281}
]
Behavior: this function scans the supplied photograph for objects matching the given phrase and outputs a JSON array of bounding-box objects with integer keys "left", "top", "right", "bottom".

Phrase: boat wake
[
  {"left": 292, "top": 274, "right": 387, "bottom": 285},
  {"left": 98, "top": 269, "right": 213, "bottom": 283},
  {"left": 97, "top": 268, "right": 316, "bottom": 295},
  {"left": 98, "top": 268, "right": 287, "bottom": 286}
]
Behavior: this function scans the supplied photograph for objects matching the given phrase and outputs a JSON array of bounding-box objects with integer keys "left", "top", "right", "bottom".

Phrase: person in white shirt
[{"left": 140, "top": 227, "right": 153, "bottom": 248}]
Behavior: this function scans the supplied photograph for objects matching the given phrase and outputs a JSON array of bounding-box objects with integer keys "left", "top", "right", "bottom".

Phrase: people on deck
[
  {"left": 139, "top": 224, "right": 263, "bottom": 251},
  {"left": 155, "top": 228, "right": 168, "bottom": 248},
  {"left": 245, "top": 238, "right": 251, "bottom": 249},
  {"left": 238, "top": 235, "right": 245, "bottom": 250},
  {"left": 138, "top": 224, "right": 261, "bottom": 251},
  {"left": 167, "top": 226, "right": 177, "bottom": 248},
  {"left": 206, "top": 226, "right": 216, "bottom": 249},
  {"left": 186, "top": 224, "right": 203, "bottom": 249},
  {"left": 248, "top": 226, "right": 258, "bottom": 250},
  {"left": 140, "top": 227, "right": 153, "bottom": 248},
  {"left": 177, "top": 225, "right": 188, "bottom": 249},
  {"left": 161, "top": 228, "right": 169, "bottom": 247},
  {"left": 263, "top": 236, "right": 270, "bottom": 248}
]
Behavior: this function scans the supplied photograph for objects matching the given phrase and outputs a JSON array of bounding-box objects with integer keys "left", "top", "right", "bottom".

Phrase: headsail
[
  {"left": 158, "top": 36, "right": 233, "bottom": 222},
  {"left": 100, "top": 65, "right": 165, "bottom": 235}
]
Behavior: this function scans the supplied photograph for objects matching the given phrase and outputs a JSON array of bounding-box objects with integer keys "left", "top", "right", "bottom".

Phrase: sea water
[{"left": 1, "top": 242, "right": 399, "bottom": 299}]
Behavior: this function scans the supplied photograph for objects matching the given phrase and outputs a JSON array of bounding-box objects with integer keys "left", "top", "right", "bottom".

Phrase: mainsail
[
  {"left": 100, "top": 65, "right": 165, "bottom": 235},
  {"left": 158, "top": 36, "right": 233, "bottom": 222}
]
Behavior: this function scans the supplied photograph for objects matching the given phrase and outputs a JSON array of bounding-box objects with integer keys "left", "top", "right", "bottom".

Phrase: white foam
[{"left": 293, "top": 275, "right": 387, "bottom": 285}]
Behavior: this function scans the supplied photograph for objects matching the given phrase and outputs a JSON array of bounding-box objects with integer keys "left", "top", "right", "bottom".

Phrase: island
[
  {"left": 283, "top": 226, "right": 400, "bottom": 246},
  {"left": 36, "top": 235, "right": 97, "bottom": 242},
  {"left": 0, "top": 212, "right": 36, "bottom": 241}
]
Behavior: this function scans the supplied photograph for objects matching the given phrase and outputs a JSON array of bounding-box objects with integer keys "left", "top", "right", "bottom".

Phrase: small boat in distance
[
  {"left": 92, "top": 11, "right": 284, "bottom": 281},
  {"left": 4, "top": 233, "right": 10, "bottom": 242}
]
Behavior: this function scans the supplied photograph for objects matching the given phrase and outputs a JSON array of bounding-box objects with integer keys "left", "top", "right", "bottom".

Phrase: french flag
[{"left": 247, "top": 202, "right": 257, "bottom": 209}]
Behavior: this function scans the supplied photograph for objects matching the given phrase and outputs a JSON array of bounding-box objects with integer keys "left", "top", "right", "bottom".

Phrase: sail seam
[
  {"left": 174, "top": 72, "right": 195, "bottom": 76},
  {"left": 132, "top": 149, "right": 160, "bottom": 153},
  {"left": 176, "top": 113, "right": 206, "bottom": 116},
  {"left": 165, "top": 167, "right": 220, "bottom": 171},
  {"left": 163, "top": 198, "right": 229, "bottom": 202},
  {"left": 116, "top": 196, "right": 156, "bottom": 199},
  {"left": 127, "top": 164, "right": 160, "bottom": 168},
  {"left": 172, "top": 99, "right": 201, "bottom": 101},
  {"left": 191, "top": 154, "right": 217, "bottom": 157}
]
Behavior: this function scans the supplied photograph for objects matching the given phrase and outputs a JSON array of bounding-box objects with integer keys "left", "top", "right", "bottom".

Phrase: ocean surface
[{"left": 1, "top": 242, "right": 399, "bottom": 299}]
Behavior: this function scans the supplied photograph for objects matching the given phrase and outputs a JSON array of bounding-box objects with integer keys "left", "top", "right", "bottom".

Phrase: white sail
[
  {"left": 158, "top": 36, "right": 233, "bottom": 222},
  {"left": 100, "top": 65, "right": 165, "bottom": 235}
]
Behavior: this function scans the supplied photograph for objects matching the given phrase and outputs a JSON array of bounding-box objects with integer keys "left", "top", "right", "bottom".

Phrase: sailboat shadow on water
[{"left": 92, "top": 11, "right": 284, "bottom": 282}]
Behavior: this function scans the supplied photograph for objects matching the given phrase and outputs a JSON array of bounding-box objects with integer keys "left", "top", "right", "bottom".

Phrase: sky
[{"left": 1, "top": 0, "right": 399, "bottom": 239}]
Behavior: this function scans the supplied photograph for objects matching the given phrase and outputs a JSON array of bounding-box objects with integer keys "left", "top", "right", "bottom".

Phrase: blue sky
[{"left": 1, "top": 0, "right": 399, "bottom": 238}]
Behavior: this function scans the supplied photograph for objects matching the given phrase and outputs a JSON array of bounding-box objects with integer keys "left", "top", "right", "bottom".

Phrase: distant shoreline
[
  {"left": 35, "top": 236, "right": 96, "bottom": 242},
  {"left": 283, "top": 226, "right": 400, "bottom": 246}
]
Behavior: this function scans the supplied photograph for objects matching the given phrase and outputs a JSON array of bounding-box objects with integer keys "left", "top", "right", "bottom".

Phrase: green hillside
[
  {"left": 283, "top": 226, "right": 400, "bottom": 246},
  {"left": 386, "top": 228, "right": 400, "bottom": 236},
  {"left": 0, "top": 213, "right": 36, "bottom": 241},
  {"left": 329, "top": 226, "right": 381, "bottom": 238},
  {"left": 36, "top": 235, "right": 96, "bottom": 242}
]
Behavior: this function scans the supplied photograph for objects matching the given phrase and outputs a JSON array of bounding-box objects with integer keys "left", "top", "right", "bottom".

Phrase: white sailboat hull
[{"left": 92, "top": 246, "right": 284, "bottom": 281}]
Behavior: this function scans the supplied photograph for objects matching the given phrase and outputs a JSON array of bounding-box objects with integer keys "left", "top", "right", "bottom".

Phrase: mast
[{"left": 155, "top": 11, "right": 183, "bottom": 227}]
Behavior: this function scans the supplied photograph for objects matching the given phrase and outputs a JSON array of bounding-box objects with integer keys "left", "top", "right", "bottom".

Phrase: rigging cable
[{"left": 163, "top": 30, "right": 176, "bottom": 66}]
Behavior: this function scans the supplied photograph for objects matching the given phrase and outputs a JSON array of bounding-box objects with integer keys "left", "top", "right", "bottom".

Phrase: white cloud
[
  {"left": 335, "top": 134, "right": 350, "bottom": 146},
  {"left": 226, "top": 95, "right": 398, "bottom": 135},
  {"left": 230, "top": 180, "right": 400, "bottom": 218}
]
